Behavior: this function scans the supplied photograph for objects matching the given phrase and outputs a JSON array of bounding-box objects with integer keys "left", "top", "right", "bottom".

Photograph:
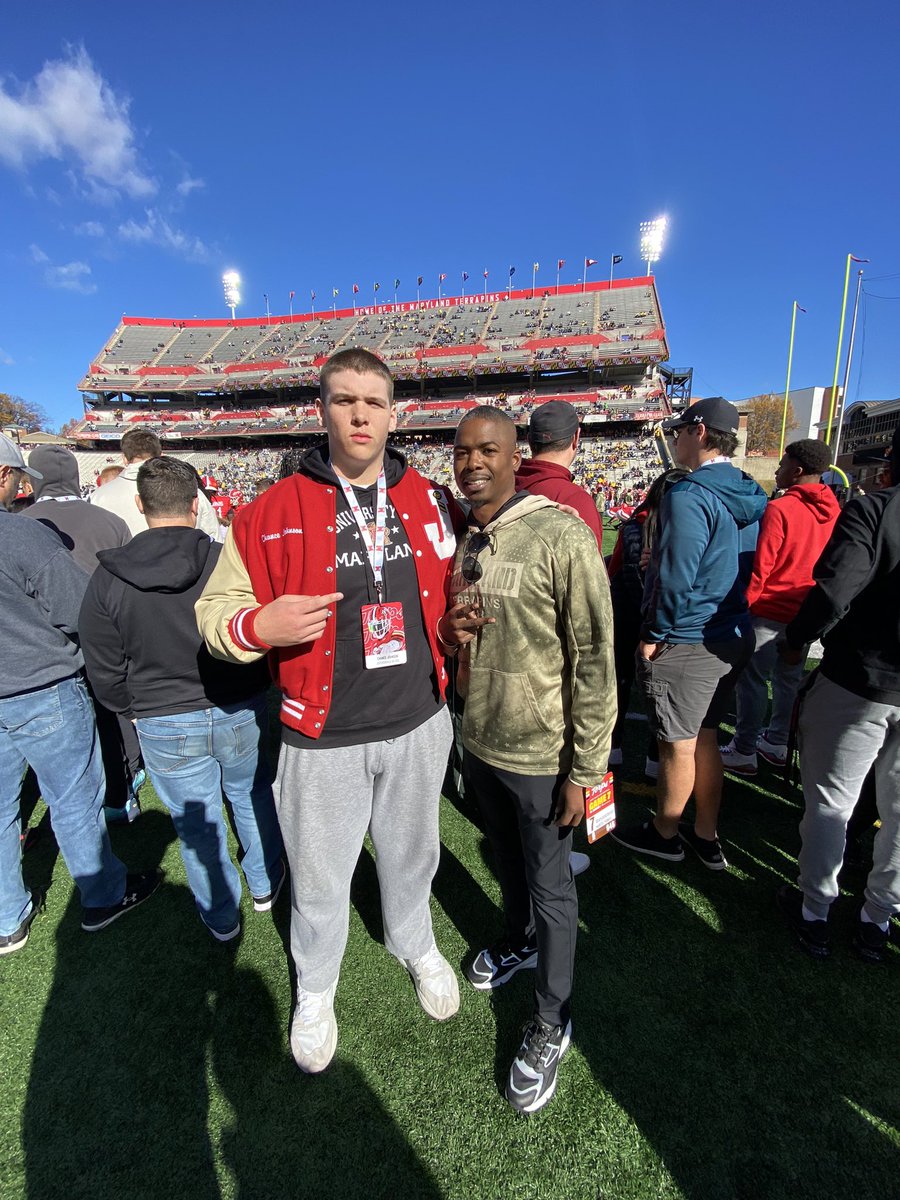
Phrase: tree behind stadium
[
  {"left": 746, "top": 393, "right": 796, "bottom": 455},
  {"left": 0, "top": 392, "right": 49, "bottom": 434}
]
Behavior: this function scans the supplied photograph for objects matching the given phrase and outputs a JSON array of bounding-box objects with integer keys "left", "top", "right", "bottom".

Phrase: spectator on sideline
[
  {"left": 22, "top": 445, "right": 145, "bottom": 822},
  {"left": 96, "top": 464, "right": 124, "bottom": 487},
  {"left": 0, "top": 434, "right": 158, "bottom": 956},
  {"left": 196, "top": 348, "right": 463, "bottom": 1073},
  {"left": 721, "top": 439, "right": 840, "bottom": 775},
  {"left": 446, "top": 408, "right": 615, "bottom": 1114},
  {"left": 91, "top": 428, "right": 219, "bottom": 539},
  {"left": 777, "top": 421, "right": 900, "bottom": 965},
  {"left": 611, "top": 398, "right": 766, "bottom": 870},
  {"left": 79, "top": 458, "right": 283, "bottom": 942},
  {"left": 606, "top": 468, "right": 688, "bottom": 771},
  {"left": 515, "top": 400, "right": 604, "bottom": 551}
]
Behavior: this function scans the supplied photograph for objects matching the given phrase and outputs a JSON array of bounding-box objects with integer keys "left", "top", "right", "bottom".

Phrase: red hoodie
[
  {"left": 515, "top": 458, "right": 603, "bottom": 551},
  {"left": 745, "top": 483, "right": 841, "bottom": 623}
]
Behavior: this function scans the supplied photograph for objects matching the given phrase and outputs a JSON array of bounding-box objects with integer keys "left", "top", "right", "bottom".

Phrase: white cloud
[
  {"left": 74, "top": 220, "right": 105, "bottom": 237},
  {"left": 45, "top": 259, "right": 97, "bottom": 294},
  {"left": 0, "top": 347, "right": 14, "bottom": 366},
  {"left": 29, "top": 243, "right": 97, "bottom": 294},
  {"left": 176, "top": 175, "right": 205, "bottom": 197},
  {"left": 117, "top": 207, "right": 210, "bottom": 263},
  {"left": 0, "top": 46, "right": 156, "bottom": 199}
]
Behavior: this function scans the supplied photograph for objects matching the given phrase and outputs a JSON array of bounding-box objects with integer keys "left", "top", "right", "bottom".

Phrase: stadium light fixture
[
  {"left": 222, "top": 270, "right": 241, "bottom": 321},
  {"left": 639, "top": 216, "right": 668, "bottom": 275}
]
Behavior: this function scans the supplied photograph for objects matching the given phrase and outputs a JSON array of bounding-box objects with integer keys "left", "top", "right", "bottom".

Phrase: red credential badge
[
  {"left": 361, "top": 602, "right": 407, "bottom": 669},
  {"left": 584, "top": 772, "right": 616, "bottom": 843}
]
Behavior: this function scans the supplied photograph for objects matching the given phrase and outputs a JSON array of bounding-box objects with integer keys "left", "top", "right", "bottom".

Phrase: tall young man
[
  {"left": 196, "top": 348, "right": 462, "bottom": 1072},
  {"left": 444, "top": 407, "right": 615, "bottom": 1114},
  {"left": 611, "top": 397, "right": 766, "bottom": 869}
]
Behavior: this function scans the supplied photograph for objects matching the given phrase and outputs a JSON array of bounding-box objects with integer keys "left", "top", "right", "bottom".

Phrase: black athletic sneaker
[
  {"left": 506, "top": 1016, "right": 572, "bottom": 1115},
  {"left": 252, "top": 859, "right": 287, "bottom": 912},
  {"left": 610, "top": 820, "right": 685, "bottom": 862},
  {"left": 81, "top": 870, "right": 161, "bottom": 933},
  {"left": 464, "top": 939, "right": 538, "bottom": 990},
  {"left": 0, "top": 889, "right": 44, "bottom": 957},
  {"left": 776, "top": 884, "right": 831, "bottom": 959},
  {"left": 678, "top": 823, "right": 728, "bottom": 870},
  {"left": 852, "top": 918, "right": 889, "bottom": 965}
]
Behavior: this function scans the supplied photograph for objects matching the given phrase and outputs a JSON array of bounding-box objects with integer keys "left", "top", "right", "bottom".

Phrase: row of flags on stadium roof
[{"left": 273, "top": 255, "right": 627, "bottom": 317}]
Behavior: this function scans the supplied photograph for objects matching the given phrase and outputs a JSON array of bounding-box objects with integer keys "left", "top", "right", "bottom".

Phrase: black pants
[{"left": 463, "top": 752, "right": 577, "bottom": 1027}]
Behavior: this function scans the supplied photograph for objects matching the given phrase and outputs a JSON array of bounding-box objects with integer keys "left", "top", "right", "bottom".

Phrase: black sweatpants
[{"left": 463, "top": 752, "right": 577, "bottom": 1028}]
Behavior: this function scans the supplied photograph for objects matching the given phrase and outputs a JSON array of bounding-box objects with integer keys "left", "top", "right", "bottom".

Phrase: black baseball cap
[
  {"left": 662, "top": 396, "right": 740, "bottom": 435},
  {"left": 529, "top": 400, "right": 580, "bottom": 444}
]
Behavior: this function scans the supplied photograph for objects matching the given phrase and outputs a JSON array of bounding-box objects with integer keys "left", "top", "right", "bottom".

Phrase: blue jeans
[
  {"left": 0, "top": 674, "right": 127, "bottom": 936},
  {"left": 734, "top": 617, "right": 807, "bottom": 752},
  {"left": 136, "top": 695, "right": 283, "bottom": 935}
]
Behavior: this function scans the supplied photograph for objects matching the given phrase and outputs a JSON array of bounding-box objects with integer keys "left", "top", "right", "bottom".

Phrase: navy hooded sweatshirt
[{"left": 642, "top": 461, "right": 767, "bottom": 644}]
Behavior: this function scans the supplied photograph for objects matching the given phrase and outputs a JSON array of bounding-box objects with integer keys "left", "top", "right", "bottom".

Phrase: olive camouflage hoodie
[{"left": 451, "top": 493, "right": 615, "bottom": 784}]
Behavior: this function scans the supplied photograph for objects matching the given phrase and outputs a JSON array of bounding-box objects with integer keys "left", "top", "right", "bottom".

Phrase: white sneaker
[
  {"left": 290, "top": 981, "right": 338, "bottom": 1073},
  {"left": 570, "top": 851, "right": 590, "bottom": 876},
  {"left": 720, "top": 740, "right": 758, "bottom": 776},
  {"left": 757, "top": 732, "right": 788, "bottom": 767},
  {"left": 405, "top": 943, "right": 460, "bottom": 1021}
]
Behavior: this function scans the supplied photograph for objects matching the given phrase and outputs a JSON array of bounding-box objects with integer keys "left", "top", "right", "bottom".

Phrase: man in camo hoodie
[{"left": 438, "top": 406, "right": 615, "bottom": 1115}]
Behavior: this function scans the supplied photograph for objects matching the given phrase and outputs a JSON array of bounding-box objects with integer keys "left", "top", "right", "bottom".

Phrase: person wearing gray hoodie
[{"left": 23, "top": 445, "right": 143, "bottom": 820}]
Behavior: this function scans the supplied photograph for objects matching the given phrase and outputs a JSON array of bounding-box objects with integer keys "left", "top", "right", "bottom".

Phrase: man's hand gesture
[{"left": 254, "top": 593, "right": 343, "bottom": 647}]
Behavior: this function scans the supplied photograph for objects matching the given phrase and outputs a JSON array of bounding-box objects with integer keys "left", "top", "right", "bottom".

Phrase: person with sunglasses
[{"left": 439, "top": 407, "right": 615, "bottom": 1114}]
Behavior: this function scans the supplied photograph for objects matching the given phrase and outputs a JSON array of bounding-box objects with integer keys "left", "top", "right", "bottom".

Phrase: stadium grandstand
[{"left": 67, "top": 276, "right": 689, "bottom": 511}]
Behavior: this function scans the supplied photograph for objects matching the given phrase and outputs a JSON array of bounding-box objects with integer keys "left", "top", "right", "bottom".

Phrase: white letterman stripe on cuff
[{"left": 231, "top": 607, "right": 261, "bottom": 651}]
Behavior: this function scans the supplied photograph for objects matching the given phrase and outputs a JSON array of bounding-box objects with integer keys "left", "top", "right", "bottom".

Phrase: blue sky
[{"left": 1, "top": 1, "right": 898, "bottom": 429}]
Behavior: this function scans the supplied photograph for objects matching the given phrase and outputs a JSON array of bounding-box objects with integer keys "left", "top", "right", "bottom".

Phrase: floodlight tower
[
  {"left": 222, "top": 270, "right": 241, "bottom": 321},
  {"left": 639, "top": 216, "right": 668, "bottom": 276}
]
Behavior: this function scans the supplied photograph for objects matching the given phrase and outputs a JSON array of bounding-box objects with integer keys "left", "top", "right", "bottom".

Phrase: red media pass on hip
[{"left": 584, "top": 772, "right": 616, "bottom": 843}]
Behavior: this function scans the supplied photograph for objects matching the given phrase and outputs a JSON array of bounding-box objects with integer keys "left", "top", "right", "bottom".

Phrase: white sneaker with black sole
[
  {"left": 252, "top": 860, "right": 287, "bottom": 912},
  {"left": 464, "top": 939, "right": 538, "bottom": 990},
  {"left": 290, "top": 981, "right": 338, "bottom": 1073},
  {"left": 506, "top": 1016, "right": 572, "bottom": 1114}
]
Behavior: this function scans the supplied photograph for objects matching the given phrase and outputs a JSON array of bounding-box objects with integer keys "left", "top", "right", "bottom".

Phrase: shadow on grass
[
  {"left": 571, "top": 770, "right": 900, "bottom": 1200},
  {"left": 22, "top": 815, "right": 443, "bottom": 1200}
]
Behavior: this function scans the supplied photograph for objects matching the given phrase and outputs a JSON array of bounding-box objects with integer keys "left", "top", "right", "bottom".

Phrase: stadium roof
[{"left": 79, "top": 277, "right": 668, "bottom": 398}]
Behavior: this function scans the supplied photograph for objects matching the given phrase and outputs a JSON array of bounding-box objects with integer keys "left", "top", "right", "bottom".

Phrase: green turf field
[{"left": 1, "top": 698, "right": 897, "bottom": 1200}]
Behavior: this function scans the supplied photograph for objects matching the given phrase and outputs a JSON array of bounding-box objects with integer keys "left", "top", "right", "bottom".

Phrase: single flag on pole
[
  {"left": 612, "top": 255, "right": 623, "bottom": 266},
  {"left": 310, "top": 290, "right": 316, "bottom": 300},
  {"left": 394, "top": 278, "right": 400, "bottom": 289},
  {"left": 557, "top": 258, "right": 565, "bottom": 270},
  {"left": 374, "top": 282, "right": 380, "bottom": 292},
  {"left": 352, "top": 284, "right": 359, "bottom": 294},
  {"left": 533, "top": 261, "right": 540, "bottom": 272},
  {"left": 332, "top": 287, "right": 339, "bottom": 297},
  {"left": 585, "top": 259, "right": 598, "bottom": 268},
  {"left": 439, "top": 273, "right": 447, "bottom": 282},
  {"left": 417, "top": 275, "right": 424, "bottom": 285},
  {"left": 289, "top": 290, "right": 295, "bottom": 300},
  {"left": 462, "top": 271, "right": 469, "bottom": 282}
]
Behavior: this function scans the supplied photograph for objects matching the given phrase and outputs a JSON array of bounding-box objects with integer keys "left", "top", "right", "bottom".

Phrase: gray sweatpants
[
  {"left": 797, "top": 672, "right": 900, "bottom": 924},
  {"left": 274, "top": 706, "right": 452, "bottom": 991}
]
